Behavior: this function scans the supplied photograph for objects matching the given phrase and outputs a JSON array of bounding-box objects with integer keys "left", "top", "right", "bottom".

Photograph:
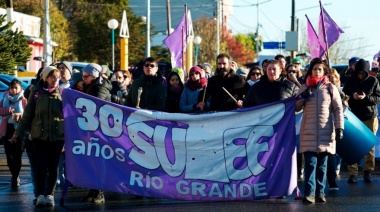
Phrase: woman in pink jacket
[{"left": 296, "top": 58, "right": 344, "bottom": 204}]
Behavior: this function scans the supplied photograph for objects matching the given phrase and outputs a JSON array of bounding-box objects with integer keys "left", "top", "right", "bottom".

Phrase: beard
[{"left": 217, "top": 67, "right": 229, "bottom": 77}]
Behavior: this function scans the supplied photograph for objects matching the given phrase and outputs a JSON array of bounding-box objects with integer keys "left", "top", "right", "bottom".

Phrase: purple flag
[
  {"left": 163, "top": 12, "right": 187, "bottom": 69},
  {"left": 306, "top": 15, "right": 325, "bottom": 59},
  {"left": 62, "top": 89, "right": 298, "bottom": 201},
  {"left": 318, "top": 5, "right": 344, "bottom": 50}
]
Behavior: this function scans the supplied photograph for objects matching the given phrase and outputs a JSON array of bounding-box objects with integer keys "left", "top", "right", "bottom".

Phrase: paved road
[{"left": 2, "top": 146, "right": 380, "bottom": 211}]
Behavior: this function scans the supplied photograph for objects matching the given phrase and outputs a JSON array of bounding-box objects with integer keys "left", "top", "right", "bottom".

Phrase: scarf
[
  {"left": 186, "top": 78, "right": 207, "bottom": 91},
  {"left": 170, "top": 85, "right": 183, "bottom": 94},
  {"left": 306, "top": 75, "right": 328, "bottom": 89},
  {"left": 3, "top": 90, "right": 25, "bottom": 128}
]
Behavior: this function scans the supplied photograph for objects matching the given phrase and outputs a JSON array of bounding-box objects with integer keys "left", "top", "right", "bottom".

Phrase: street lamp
[
  {"left": 193, "top": 36, "right": 202, "bottom": 65},
  {"left": 108, "top": 19, "right": 118, "bottom": 71}
]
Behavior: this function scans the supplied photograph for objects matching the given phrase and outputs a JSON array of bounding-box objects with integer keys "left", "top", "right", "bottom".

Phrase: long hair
[{"left": 305, "top": 58, "right": 331, "bottom": 79}]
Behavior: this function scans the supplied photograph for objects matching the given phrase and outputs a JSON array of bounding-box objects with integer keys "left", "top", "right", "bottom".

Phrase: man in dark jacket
[
  {"left": 197, "top": 53, "right": 249, "bottom": 112},
  {"left": 343, "top": 59, "right": 380, "bottom": 184},
  {"left": 126, "top": 57, "right": 166, "bottom": 111},
  {"left": 81, "top": 63, "right": 112, "bottom": 204}
]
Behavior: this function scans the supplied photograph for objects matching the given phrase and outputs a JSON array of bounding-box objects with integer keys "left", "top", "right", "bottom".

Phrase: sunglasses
[
  {"left": 252, "top": 72, "right": 261, "bottom": 76},
  {"left": 287, "top": 70, "right": 296, "bottom": 74},
  {"left": 144, "top": 64, "right": 156, "bottom": 68}
]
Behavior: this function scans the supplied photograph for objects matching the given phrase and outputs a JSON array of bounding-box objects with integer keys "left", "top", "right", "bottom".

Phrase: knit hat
[
  {"left": 101, "top": 65, "right": 111, "bottom": 77},
  {"left": 236, "top": 68, "right": 249, "bottom": 77},
  {"left": 202, "top": 63, "right": 212, "bottom": 74},
  {"left": 41, "top": 66, "right": 58, "bottom": 81},
  {"left": 291, "top": 57, "right": 302, "bottom": 65},
  {"left": 189, "top": 66, "right": 205, "bottom": 78},
  {"left": 59, "top": 61, "right": 73, "bottom": 75},
  {"left": 355, "top": 59, "right": 369, "bottom": 73},
  {"left": 71, "top": 69, "right": 82, "bottom": 85},
  {"left": 349, "top": 57, "right": 360, "bottom": 66},
  {"left": 82, "top": 63, "right": 101, "bottom": 78}
]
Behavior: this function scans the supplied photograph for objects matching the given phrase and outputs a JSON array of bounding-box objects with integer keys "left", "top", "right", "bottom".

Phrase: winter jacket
[
  {"left": 243, "top": 75, "right": 299, "bottom": 107},
  {"left": 296, "top": 82, "right": 344, "bottom": 154},
  {"left": 126, "top": 73, "right": 167, "bottom": 111},
  {"left": 201, "top": 69, "right": 249, "bottom": 111},
  {"left": 0, "top": 95, "right": 27, "bottom": 137},
  {"left": 179, "top": 84, "right": 210, "bottom": 113},
  {"left": 15, "top": 81, "right": 64, "bottom": 142},
  {"left": 82, "top": 77, "right": 112, "bottom": 102},
  {"left": 343, "top": 67, "right": 380, "bottom": 121}
]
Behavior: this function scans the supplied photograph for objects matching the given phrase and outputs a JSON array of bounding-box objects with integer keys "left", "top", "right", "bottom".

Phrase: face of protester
[
  {"left": 9, "top": 83, "right": 22, "bottom": 96},
  {"left": 357, "top": 71, "right": 366, "bottom": 80},
  {"left": 143, "top": 62, "right": 158, "bottom": 76},
  {"left": 287, "top": 66, "right": 297, "bottom": 78},
  {"left": 190, "top": 71, "right": 201, "bottom": 81},
  {"left": 46, "top": 71, "right": 61, "bottom": 89},
  {"left": 250, "top": 69, "right": 261, "bottom": 82},
  {"left": 169, "top": 75, "right": 180, "bottom": 87},
  {"left": 58, "top": 64, "right": 71, "bottom": 83},
  {"left": 262, "top": 62, "right": 268, "bottom": 72},
  {"left": 82, "top": 73, "right": 96, "bottom": 85},
  {"left": 278, "top": 58, "right": 287, "bottom": 70},
  {"left": 114, "top": 71, "right": 125, "bottom": 84},
  {"left": 217, "top": 57, "right": 230, "bottom": 74},
  {"left": 266, "top": 63, "right": 281, "bottom": 81},
  {"left": 312, "top": 64, "right": 325, "bottom": 78}
]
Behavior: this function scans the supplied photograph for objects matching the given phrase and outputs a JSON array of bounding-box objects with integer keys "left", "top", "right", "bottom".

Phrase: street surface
[{"left": 1, "top": 146, "right": 380, "bottom": 211}]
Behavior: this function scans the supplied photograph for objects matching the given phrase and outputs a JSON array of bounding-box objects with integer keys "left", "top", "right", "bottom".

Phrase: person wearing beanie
[
  {"left": 292, "top": 57, "right": 303, "bottom": 74},
  {"left": 80, "top": 63, "right": 112, "bottom": 204},
  {"left": 197, "top": 53, "right": 249, "bottom": 111},
  {"left": 179, "top": 66, "right": 208, "bottom": 113},
  {"left": 343, "top": 58, "right": 380, "bottom": 184},
  {"left": 101, "top": 65, "right": 111, "bottom": 79},
  {"left": 341, "top": 57, "right": 360, "bottom": 86},
  {"left": 57, "top": 61, "right": 73, "bottom": 89},
  {"left": 125, "top": 57, "right": 167, "bottom": 111},
  {"left": 202, "top": 63, "right": 212, "bottom": 78},
  {"left": 236, "top": 68, "right": 249, "bottom": 80},
  {"left": 12, "top": 65, "right": 64, "bottom": 207}
]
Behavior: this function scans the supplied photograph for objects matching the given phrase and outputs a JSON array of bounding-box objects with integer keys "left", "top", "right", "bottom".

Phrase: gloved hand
[
  {"left": 300, "top": 88, "right": 312, "bottom": 99},
  {"left": 335, "top": 128, "right": 344, "bottom": 141}
]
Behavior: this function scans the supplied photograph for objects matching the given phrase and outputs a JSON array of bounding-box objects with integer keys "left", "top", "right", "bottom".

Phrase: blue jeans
[{"left": 303, "top": 152, "right": 328, "bottom": 196}]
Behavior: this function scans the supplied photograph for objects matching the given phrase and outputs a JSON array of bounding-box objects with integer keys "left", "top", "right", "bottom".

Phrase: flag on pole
[
  {"left": 318, "top": 5, "right": 344, "bottom": 51},
  {"left": 306, "top": 15, "right": 325, "bottom": 59},
  {"left": 163, "top": 11, "right": 192, "bottom": 69}
]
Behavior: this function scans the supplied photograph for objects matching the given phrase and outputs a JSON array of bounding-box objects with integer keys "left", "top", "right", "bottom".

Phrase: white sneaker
[
  {"left": 36, "top": 195, "right": 45, "bottom": 206},
  {"left": 45, "top": 195, "right": 55, "bottom": 206}
]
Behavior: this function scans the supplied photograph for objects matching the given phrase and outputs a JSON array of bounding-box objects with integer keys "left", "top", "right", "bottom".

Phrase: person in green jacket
[{"left": 11, "top": 66, "right": 64, "bottom": 207}]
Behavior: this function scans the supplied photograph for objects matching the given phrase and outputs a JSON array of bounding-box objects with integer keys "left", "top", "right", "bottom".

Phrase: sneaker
[
  {"left": 36, "top": 195, "right": 45, "bottom": 206},
  {"left": 347, "top": 175, "right": 357, "bottom": 184},
  {"left": 11, "top": 177, "right": 20, "bottom": 188},
  {"left": 91, "top": 191, "right": 105, "bottom": 204},
  {"left": 364, "top": 171, "right": 373, "bottom": 182},
  {"left": 45, "top": 195, "right": 55, "bottom": 206},
  {"left": 302, "top": 195, "right": 315, "bottom": 204},
  {"left": 316, "top": 194, "right": 326, "bottom": 203},
  {"left": 329, "top": 181, "right": 339, "bottom": 191}
]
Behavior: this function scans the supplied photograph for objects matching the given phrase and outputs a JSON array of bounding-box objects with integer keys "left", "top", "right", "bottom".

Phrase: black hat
[{"left": 355, "top": 59, "right": 369, "bottom": 73}]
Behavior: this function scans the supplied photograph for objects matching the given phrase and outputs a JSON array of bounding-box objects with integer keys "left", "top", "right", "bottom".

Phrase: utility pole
[
  {"left": 216, "top": 0, "right": 220, "bottom": 56},
  {"left": 290, "top": 0, "right": 296, "bottom": 59},
  {"left": 166, "top": 0, "right": 171, "bottom": 35},
  {"left": 256, "top": 0, "right": 260, "bottom": 61},
  {"left": 43, "top": 0, "right": 52, "bottom": 65},
  {"left": 145, "top": 0, "right": 151, "bottom": 58}
]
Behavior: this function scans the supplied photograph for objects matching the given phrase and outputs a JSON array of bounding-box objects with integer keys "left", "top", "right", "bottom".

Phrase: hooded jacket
[
  {"left": 343, "top": 59, "right": 380, "bottom": 121},
  {"left": 83, "top": 77, "right": 112, "bottom": 101}
]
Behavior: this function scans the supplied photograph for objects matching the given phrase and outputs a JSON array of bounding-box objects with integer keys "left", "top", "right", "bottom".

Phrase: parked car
[
  {"left": 0, "top": 80, "right": 9, "bottom": 99},
  {"left": 0, "top": 74, "right": 30, "bottom": 90}
]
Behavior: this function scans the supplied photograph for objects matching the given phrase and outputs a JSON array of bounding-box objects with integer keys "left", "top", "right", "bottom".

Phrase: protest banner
[{"left": 62, "top": 89, "right": 297, "bottom": 201}]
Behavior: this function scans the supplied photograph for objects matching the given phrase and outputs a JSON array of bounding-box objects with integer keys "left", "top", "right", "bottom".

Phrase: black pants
[
  {"left": 3, "top": 124, "right": 24, "bottom": 179},
  {"left": 32, "top": 139, "right": 64, "bottom": 196}
]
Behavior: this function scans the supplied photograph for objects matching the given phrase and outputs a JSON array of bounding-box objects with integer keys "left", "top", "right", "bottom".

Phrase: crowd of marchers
[{"left": 1, "top": 53, "right": 379, "bottom": 207}]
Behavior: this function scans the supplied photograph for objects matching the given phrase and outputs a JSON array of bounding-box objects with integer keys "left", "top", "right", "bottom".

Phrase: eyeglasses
[
  {"left": 287, "top": 70, "right": 296, "bottom": 74},
  {"left": 50, "top": 76, "right": 61, "bottom": 80},
  {"left": 144, "top": 64, "right": 156, "bottom": 68},
  {"left": 82, "top": 75, "right": 92, "bottom": 80},
  {"left": 252, "top": 72, "right": 261, "bottom": 76}
]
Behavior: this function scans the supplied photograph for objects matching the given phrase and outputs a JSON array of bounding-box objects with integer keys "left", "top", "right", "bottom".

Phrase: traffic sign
[{"left": 263, "top": 42, "right": 286, "bottom": 50}]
